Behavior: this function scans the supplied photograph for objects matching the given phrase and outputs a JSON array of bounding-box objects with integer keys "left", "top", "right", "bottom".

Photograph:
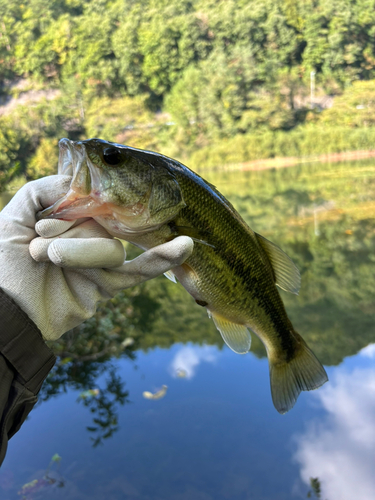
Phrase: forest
[
  {"left": 2, "top": 0, "right": 375, "bottom": 441},
  {"left": 2, "top": 0, "right": 375, "bottom": 190}
]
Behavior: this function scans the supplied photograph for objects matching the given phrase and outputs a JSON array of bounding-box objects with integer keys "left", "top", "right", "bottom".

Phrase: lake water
[{"left": 1, "top": 159, "right": 375, "bottom": 500}]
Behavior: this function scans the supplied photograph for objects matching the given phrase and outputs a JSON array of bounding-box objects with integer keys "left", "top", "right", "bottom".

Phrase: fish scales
[
  {"left": 167, "top": 169, "right": 293, "bottom": 350},
  {"left": 38, "top": 138, "right": 328, "bottom": 413}
]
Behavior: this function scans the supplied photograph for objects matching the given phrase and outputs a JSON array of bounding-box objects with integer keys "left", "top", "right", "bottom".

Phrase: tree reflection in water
[
  {"left": 37, "top": 160, "right": 375, "bottom": 445},
  {"left": 38, "top": 284, "right": 160, "bottom": 446},
  {"left": 39, "top": 350, "right": 131, "bottom": 447},
  {"left": 38, "top": 272, "right": 223, "bottom": 445}
]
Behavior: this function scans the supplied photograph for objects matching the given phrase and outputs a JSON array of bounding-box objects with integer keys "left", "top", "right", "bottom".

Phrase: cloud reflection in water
[
  {"left": 169, "top": 345, "right": 219, "bottom": 379},
  {"left": 294, "top": 344, "right": 375, "bottom": 500}
]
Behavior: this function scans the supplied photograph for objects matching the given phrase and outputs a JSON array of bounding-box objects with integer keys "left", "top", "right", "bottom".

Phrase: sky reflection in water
[
  {"left": 295, "top": 345, "right": 375, "bottom": 500},
  {"left": 1, "top": 345, "right": 374, "bottom": 499}
]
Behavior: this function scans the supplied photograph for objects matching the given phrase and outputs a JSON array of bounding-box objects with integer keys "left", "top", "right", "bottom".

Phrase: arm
[{"left": 0, "top": 288, "right": 55, "bottom": 465}]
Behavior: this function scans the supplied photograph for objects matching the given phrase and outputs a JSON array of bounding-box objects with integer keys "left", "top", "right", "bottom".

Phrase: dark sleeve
[{"left": 0, "top": 288, "right": 56, "bottom": 466}]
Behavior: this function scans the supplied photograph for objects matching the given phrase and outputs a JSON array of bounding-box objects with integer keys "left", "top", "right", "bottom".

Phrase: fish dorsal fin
[
  {"left": 164, "top": 270, "right": 177, "bottom": 283},
  {"left": 210, "top": 312, "right": 251, "bottom": 354},
  {"left": 255, "top": 232, "right": 301, "bottom": 295}
]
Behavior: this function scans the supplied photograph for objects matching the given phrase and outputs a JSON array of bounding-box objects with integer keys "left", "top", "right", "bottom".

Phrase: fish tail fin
[{"left": 269, "top": 332, "right": 328, "bottom": 414}]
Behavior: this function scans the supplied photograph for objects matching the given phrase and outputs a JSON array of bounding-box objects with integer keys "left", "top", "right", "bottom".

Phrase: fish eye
[{"left": 103, "top": 148, "right": 122, "bottom": 166}]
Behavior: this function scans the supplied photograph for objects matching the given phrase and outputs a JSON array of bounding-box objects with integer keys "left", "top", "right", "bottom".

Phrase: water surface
[{"left": 1, "top": 159, "right": 375, "bottom": 500}]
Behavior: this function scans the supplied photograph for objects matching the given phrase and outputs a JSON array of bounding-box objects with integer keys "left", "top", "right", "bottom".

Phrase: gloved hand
[{"left": 0, "top": 175, "right": 193, "bottom": 341}]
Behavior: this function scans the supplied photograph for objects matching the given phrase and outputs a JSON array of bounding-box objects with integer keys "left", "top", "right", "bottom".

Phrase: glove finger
[
  {"left": 54, "top": 219, "right": 114, "bottom": 240},
  {"left": 36, "top": 218, "right": 114, "bottom": 241},
  {"left": 30, "top": 236, "right": 54, "bottom": 262},
  {"left": 35, "top": 219, "right": 77, "bottom": 237},
  {"left": 0, "top": 175, "right": 73, "bottom": 231},
  {"left": 113, "top": 235, "right": 194, "bottom": 281},
  {"left": 78, "top": 236, "right": 194, "bottom": 295},
  {"left": 35, "top": 218, "right": 91, "bottom": 237},
  {"left": 34, "top": 175, "right": 73, "bottom": 210},
  {"left": 47, "top": 238, "right": 126, "bottom": 268},
  {"left": 30, "top": 220, "right": 118, "bottom": 262}
]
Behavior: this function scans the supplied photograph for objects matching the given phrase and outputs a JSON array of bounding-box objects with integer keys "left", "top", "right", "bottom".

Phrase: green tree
[
  {"left": 0, "top": 117, "right": 25, "bottom": 190},
  {"left": 62, "top": 3, "right": 118, "bottom": 96},
  {"left": 318, "top": 80, "right": 375, "bottom": 127}
]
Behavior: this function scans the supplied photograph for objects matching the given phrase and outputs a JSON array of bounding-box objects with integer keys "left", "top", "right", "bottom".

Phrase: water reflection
[
  {"left": 33, "top": 158, "right": 375, "bottom": 450},
  {"left": 39, "top": 348, "right": 132, "bottom": 447},
  {"left": 17, "top": 454, "right": 65, "bottom": 499},
  {"left": 2, "top": 159, "right": 375, "bottom": 499},
  {"left": 295, "top": 345, "right": 375, "bottom": 500}
]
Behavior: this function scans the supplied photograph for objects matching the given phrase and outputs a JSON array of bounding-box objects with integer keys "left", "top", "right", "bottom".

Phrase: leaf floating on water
[
  {"left": 176, "top": 369, "right": 187, "bottom": 378},
  {"left": 79, "top": 389, "right": 100, "bottom": 399},
  {"left": 51, "top": 454, "right": 61, "bottom": 463},
  {"left": 121, "top": 337, "right": 135, "bottom": 349},
  {"left": 143, "top": 385, "right": 168, "bottom": 400},
  {"left": 18, "top": 454, "right": 65, "bottom": 498}
]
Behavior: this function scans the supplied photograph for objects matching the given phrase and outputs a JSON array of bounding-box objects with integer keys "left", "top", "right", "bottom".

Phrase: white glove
[{"left": 0, "top": 175, "right": 193, "bottom": 341}]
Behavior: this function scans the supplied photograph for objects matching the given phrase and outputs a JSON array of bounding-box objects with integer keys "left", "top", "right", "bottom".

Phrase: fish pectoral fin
[
  {"left": 164, "top": 270, "right": 177, "bottom": 283},
  {"left": 254, "top": 232, "right": 301, "bottom": 295},
  {"left": 210, "top": 312, "right": 251, "bottom": 354},
  {"left": 171, "top": 225, "right": 215, "bottom": 248}
]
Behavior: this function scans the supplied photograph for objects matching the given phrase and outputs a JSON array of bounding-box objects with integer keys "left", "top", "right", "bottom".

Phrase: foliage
[
  {"left": 318, "top": 80, "right": 375, "bottom": 127},
  {"left": 165, "top": 47, "right": 300, "bottom": 143},
  {"left": 0, "top": 116, "right": 25, "bottom": 189},
  {"left": 84, "top": 95, "right": 165, "bottom": 150},
  {"left": 2, "top": 0, "right": 375, "bottom": 450},
  {"left": 307, "top": 477, "right": 322, "bottom": 499},
  {"left": 27, "top": 137, "right": 59, "bottom": 178},
  {"left": 2, "top": 0, "right": 374, "bottom": 94},
  {"left": 2, "top": 0, "right": 375, "bottom": 180},
  {"left": 188, "top": 125, "right": 375, "bottom": 170}
]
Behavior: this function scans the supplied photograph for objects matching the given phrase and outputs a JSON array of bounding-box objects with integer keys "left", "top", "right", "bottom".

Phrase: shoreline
[{"left": 199, "top": 149, "right": 375, "bottom": 173}]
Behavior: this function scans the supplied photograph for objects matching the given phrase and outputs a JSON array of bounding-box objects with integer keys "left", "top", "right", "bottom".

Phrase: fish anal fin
[
  {"left": 255, "top": 232, "right": 301, "bottom": 295},
  {"left": 210, "top": 312, "right": 251, "bottom": 354},
  {"left": 269, "top": 332, "right": 328, "bottom": 414},
  {"left": 164, "top": 270, "right": 177, "bottom": 283}
]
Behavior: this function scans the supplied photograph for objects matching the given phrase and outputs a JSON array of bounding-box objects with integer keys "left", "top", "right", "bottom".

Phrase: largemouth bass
[{"left": 39, "top": 138, "right": 328, "bottom": 413}]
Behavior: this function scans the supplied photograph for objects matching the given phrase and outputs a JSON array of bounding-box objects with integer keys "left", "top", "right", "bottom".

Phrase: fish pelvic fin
[
  {"left": 211, "top": 312, "right": 252, "bottom": 354},
  {"left": 269, "top": 332, "right": 328, "bottom": 414}
]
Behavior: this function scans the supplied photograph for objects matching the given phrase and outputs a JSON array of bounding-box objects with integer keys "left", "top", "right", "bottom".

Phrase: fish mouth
[
  {"left": 58, "top": 137, "right": 76, "bottom": 176},
  {"left": 36, "top": 139, "right": 164, "bottom": 235},
  {"left": 37, "top": 138, "right": 112, "bottom": 221},
  {"left": 36, "top": 139, "right": 151, "bottom": 232}
]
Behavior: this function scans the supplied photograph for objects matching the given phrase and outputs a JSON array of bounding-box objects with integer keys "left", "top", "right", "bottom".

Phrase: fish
[{"left": 38, "top": 138, "right": 328, "bottom": 414}]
